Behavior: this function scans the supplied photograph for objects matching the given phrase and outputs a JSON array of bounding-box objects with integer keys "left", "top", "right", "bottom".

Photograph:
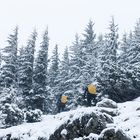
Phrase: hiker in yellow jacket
[
  {"left": 84, "top": 84, "right": 97, "bottom": 106},
  {"left": 57, "top": 94, "right": 68, "bottom": 113}
]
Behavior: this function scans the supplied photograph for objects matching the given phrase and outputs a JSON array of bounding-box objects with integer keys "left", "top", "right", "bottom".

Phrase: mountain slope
[
  {"left": 114, "top": 97, "right": 140, "bottom": 140},
  {"left": 0, "top": 98, "right": 139, "bottom": 140}
]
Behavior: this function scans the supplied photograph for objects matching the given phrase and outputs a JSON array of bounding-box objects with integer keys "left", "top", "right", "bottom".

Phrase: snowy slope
[
  {"left": 0, "top": 107, "right": 101, "bottom": 139},
  {"left": 114, "top": 97, "right": 140, "bottom": 140},
  {"left": 0, "top": 98, "right": 140, "bottom": 140}
]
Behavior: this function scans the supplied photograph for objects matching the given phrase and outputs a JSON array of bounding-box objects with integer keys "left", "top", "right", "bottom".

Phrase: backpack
[
  {"left": 61, "top": 95, "right": 68, "bottom": 104},
  {"left": 87, "top": 84, "right": 96, "bottom": 95}
]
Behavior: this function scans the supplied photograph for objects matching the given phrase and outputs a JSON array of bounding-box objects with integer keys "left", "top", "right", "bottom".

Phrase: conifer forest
[{"left": 0, "top": 17, "right": 140, "bottom": 127}]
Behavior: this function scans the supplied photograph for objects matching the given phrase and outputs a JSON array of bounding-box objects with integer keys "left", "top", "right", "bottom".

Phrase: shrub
[
  {"left": 2, "top": 103, "right": 24, "bottom": 127},
  {"left": 25, "top": 109, "right": 42, "bottom": 123}
]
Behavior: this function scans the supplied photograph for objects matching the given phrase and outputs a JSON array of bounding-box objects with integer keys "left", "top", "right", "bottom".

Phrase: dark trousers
[
  {"left": 58, "top": 103, "right": 65, "bottom": 113},
  {"left": 87, "top": 94, "right": 96, "bottom": 106}
]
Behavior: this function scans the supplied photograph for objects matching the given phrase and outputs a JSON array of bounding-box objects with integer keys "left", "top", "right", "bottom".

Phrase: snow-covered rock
[
  {"left": 98, "top": 127, "right": 131, "bottom": 140},
  {"left": 49, "top": 110, "right": 113, "bottom": 140},
  {"left": 97, "top": 107, "right": 118, "bottom": 117},
  {"left": 96, "top": 99, "right": 118, "bottom": 117},
  {"left": 96, "top": 98, "right": 118, "bottom": 109}
]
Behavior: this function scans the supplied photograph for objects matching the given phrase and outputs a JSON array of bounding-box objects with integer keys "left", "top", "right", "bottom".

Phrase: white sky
[{"left": 0, "top": 0, "right": 140, "bottom": 54}]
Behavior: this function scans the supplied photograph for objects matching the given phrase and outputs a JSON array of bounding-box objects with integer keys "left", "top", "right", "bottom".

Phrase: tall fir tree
[
  {"left": 96, "top": 34, "right": 105, "bottom": 77},
  {"left": 70, "top": 34, "right": 83, "bottom": 80},
  {"left": 98, "top": 17, "right": 120, "bottom": 101},
  {"left": 82, "top": 20, "right": 96, "bottom": 83},
  {"left": 1, "top": 27, "right": 18, "bottom": 88},
  {"left": 18, "top": 30, "right": 37, "bottom": 107},
  {"left": 0, "top": 49, "right": 1, "bottom": 68},
  {"left": 33, "top": 29, "right": 49, "bottom": 112},
  {"left": 69, "top": 34, "right": 85, "bottom": 107},
  {"left": 117, "top": 24, "right": 140, "bottom": 101},
  {"left": 48, "top": 44, "right": 60, "bottom": 113},
  {"left": 57, "top": 46, "right": 70, "bottom": 94},
  {"left": 0, "top": 49, "right": 2, "bottom": 91},
  {"left": 56, "top": 46, "right": 72, "bottom": 110},
  {"left": 118, "top": 32, "right": 133, "bottom": 71},
  {"left": 126, "top": 19, "right": 140, "bottom": 98},
  {"left": 48, "top": 44, "right": 59, "bottom": 87},
  {"left": 0, "top": 27, "right": 21, "bottom": 118}
]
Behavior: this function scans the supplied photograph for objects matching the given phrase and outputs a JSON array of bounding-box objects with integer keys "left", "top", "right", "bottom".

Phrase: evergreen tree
[
  {"left": 18, "top": 30, "right": 37, "bottom": 107},
  {"left": 126, "top": 19, "right": 140, "bottom": 98},
  {"left": 0, "top": 49, "right": 1, "bottom": 68},
  {"left": 95, "top": 34, "right": 106, "bottom": 96},
  {"left": 1, "top": 27, "right": 18, "bottom": 88},
  {"left": 98, "top": 17, "right": 120, "bottom": 101},
  {"left": 129, "top": 19, "right": 140, "bottom": 65},
  {"left": 83, "top": 20, "right": 96, "bottom": 46},
  {"left": 118, "top": 32, "right": 132, "bottom": 67},
  {"left": 69, "top": 34, "right": 85, "bottom": 107},
  {"left": 33, "top": 29, "right": 49, "bottom": 111},
  {"left": 95, "top": 34, "right": 105, "bottom": 81},
  {"left": 115, "top": 21, "right": 140, "bottom": 101},
  {"left": 69, "top": 22, "right": 97, "bottom": 107},
  {"left": 48, "top": 44, "right": 59, "bottom": 113},
  {"left": 73, "top": 20, "right": 97, "bottom": 106},
  {"left": 82, "top": 20, "right": 96, "bottom": 79},
  {"left": 56, "top": 47, "right": 71, "bottom": 110},
  {"left": 0, "top": 50, "right": 3, "bottom": 91},
  {"left": 58, "top": 46, "right": 70, "bottom": 93},
  {"left": 115, "top": 30, "right": 140, "bottom": 102},
  {"left": 70, "top": 34, "right": 83, "bottom": 79},
  {"left": 48, "top": 44, "right": 59, "bottom": 87}
]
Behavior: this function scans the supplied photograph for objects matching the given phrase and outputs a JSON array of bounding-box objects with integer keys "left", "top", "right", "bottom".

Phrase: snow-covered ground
[
  {"left": 114, "top": 97, "right": 140, "bottom": 140},
  {"left": 0, "top": 107, "right": 101, "bottom": 139},
  {"left": 0, "top": 97, "right": 140, "bottom": 140}
]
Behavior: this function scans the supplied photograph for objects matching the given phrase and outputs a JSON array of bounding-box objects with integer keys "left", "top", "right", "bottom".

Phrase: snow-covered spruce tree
[
  {"left": 0, "top": 27, "right": 25, "bottom": 127},
  {"left": 49, "top": 45, "right": 59, "bottom": 87},
  {"left": 115, "top": 32, "right": 138, "bottom": 101},
  {"left": 81, "top": 20, "right": 97, "bottom": 81},
  {"left": 33, "top": 29, "right": 49, "bottom": 112},
  {"left": 48, "top": 44, "right": 60, "bottom": 114},
  {"left": 125, "top": 19, "right": 140, "bottom": 98},
  {"left": 18, "top": 30, "right": 37, "bottom": 108},
  {"left": 75, "top": 20, "right": 97, "bottom": 106},
  {"left": 17, "top": 47, "right": 25, "bottom": 87},
  {"left": 98, "top": 17, "right": 121, "bottom": 101},
  {"left": 95, "top": 34, "right": 106, "bottom": 94},
  {"left": 17, "top": 47, "right": 28, "bottom": 104},
  {"left": 118, "top": 32, "right": 132, "bottom": 67},
  {"left": 69, "top": 34, "right": 85, "bottom": 107},
  {"left": 0, "top": 50, "right": 3, "bottom": 91},
  {"left": 0, "top": 49, "right": 1, "bottom": 68},
  {"left": 116, "top": 20, "right": 140, "bottom": 101},
  {"left": 0, "top": 27, "right": 18, "bottom": 88},
  {"left": 56, "top": 47, "right": 72, "bottom": 110}
]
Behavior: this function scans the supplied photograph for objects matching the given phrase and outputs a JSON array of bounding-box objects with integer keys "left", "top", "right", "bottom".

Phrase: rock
[
  {"left": 83, "top": 133, "right": 99, "bottom": 140},
  {"left": 136, "top": 107, "right": 140, "bottom": 111},
  {"left": 98, "top": 128, "right": 131, "bottom": 140},
  {"left": 96, "top": 99, "right": 118, "bottom": 109},
  {"left": 49, "top": 111, "right": 113, "bottom": 140},
  {"left": 98, "top": 108, "right": 118, "bottom": 117},
  {"left": 60, "top": 129, "right": 68, "bottom": 140}
]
